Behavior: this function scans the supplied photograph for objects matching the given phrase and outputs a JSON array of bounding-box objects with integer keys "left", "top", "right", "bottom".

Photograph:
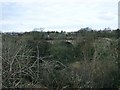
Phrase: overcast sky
[{"left": 0, "top": 0, "right": 119, "bottom": 32}]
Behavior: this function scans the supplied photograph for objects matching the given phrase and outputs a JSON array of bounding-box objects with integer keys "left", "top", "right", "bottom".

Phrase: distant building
[
  {"left": 33, "top": 28, "right": 44, "bottom": 31},
  {"left": 118, "top": 1, "right": 120, "bottom": 29}
]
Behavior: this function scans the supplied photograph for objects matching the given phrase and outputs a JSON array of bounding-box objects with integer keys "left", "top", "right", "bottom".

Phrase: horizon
[{"left": 2, "top": 27, "right": 118, "bottom": 34}]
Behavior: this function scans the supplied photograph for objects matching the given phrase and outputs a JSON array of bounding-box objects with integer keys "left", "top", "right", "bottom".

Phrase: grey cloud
[{"left": 1, "top": 0, "right": 118, "bottom": 32}]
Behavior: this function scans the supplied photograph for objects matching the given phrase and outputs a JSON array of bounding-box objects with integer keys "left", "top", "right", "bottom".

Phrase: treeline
[{"left": 2, "top": 27, "right": 120, "bottom": 39}]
